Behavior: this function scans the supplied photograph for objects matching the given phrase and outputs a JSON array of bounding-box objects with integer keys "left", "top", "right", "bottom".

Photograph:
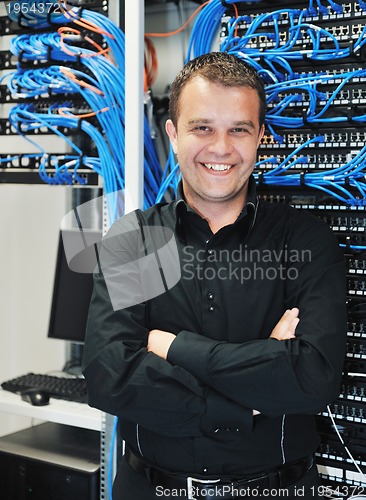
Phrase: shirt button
[
  {"left": 208, "top": 305, "right": 215, "bottom": 312},
  {"left": 208, "top": 292, "right": 214, "bottom": 300}
]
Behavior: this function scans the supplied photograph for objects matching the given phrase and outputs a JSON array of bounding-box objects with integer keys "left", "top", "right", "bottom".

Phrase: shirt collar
[{"left": 173, "top": 175, "right": 259, "bottom": 242}]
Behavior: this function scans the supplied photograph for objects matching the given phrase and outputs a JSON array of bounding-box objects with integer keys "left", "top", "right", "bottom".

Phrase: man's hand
[
  {"left": 270, "top": 308, "right": 300, "bottom": 341},
  {"left": 148, "top": 329, "right": 176, "bottom": 360}
]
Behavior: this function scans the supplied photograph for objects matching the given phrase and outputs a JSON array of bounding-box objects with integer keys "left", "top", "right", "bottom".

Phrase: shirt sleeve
[
  {"left": 167, "top": 218, "right": 347, "bottom": 417},
  {"left": 82, "top": 221, "right": 253, "bottom": 436}
]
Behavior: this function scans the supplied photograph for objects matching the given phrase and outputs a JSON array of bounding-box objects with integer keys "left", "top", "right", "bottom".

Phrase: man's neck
[{"left": 187, "top": 195, "right": 247, "bottom": 234}]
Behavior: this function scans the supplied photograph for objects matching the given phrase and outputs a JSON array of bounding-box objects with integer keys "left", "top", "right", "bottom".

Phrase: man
[{"left": 83, "top": 52, "right": 347, "bottom": 499}]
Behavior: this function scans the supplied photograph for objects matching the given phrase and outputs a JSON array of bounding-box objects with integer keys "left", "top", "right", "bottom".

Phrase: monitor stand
[{"left": 63, "top": 343, "right": 84, "bottom": 377}]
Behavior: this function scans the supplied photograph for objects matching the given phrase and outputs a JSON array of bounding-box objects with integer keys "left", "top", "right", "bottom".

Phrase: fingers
[
  {"left": 286, "top": 316, "right": 299, "bottom": 338},
  {"left": 270, "top": 307, "right": 300, "bottom": 341},
  {"left": 286, "top": 309, "right": 300, "bottom": 337},
  {"left": 284, "top": 307, "right": 299, "bottom": 319}
]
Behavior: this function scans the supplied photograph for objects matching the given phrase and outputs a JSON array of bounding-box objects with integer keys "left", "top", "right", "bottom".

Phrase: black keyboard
[{"left": 1, "top": 372, "right": 88, "bottom": 404}]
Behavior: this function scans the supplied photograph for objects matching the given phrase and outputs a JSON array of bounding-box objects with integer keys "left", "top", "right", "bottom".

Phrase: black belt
[{"left": 125, "top": 447, "right": 314, "bottom": 499}]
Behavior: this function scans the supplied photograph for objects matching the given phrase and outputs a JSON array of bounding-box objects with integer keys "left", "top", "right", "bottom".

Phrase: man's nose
[{"left": 206, "top": 132, "right": 234, "bottom": 156}]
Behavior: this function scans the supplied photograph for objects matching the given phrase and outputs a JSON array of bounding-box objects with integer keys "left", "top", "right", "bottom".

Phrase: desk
[
  {"left": 0, "top": 389, "right": 116, "bottom": 499},
  {"left": 0, "top": 388, "right": 102, "bottom": 432}
]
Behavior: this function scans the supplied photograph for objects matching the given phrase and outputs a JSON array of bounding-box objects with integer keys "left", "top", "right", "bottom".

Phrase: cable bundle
[
  {"left": 222, "top": 11, "right": 366, "bottom": 83},
  {"left": 185, "top": 0, "right": 352, "bottom": 60},
  {"left": 168, "top": 0, "right": 366, "bottom": 208},
  {"left": 5, "top": 1, "right": 163, "bottom": 223},
  {"left": 7, "top": 65, "right": 78, "bottom": 96},
  {"left": 10, "top": 32, "right": 78, "bottom": 63},
  {"left": 265, "top": 70, "right": 366, "bottom": 130},
  {"left": 254, "top": 135, "right": 366, "bottom": 205}
]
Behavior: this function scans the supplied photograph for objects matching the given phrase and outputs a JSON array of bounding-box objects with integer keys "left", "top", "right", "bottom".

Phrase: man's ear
[
  {"left": 257, "top": 124, "right": 265, "bottom": 147},
  {"left": 165, "top": 119, "right": 178, "bottom": 155}
]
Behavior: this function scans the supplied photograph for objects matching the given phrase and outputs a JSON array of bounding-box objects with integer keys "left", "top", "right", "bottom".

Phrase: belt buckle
[{"left": 187, "top": 476, "right": 221, "bottom": 500}]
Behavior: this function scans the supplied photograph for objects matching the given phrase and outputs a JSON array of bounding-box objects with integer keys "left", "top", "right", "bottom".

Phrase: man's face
[{"left": 166, "top": 76, "right": 264, "bottom": 211}]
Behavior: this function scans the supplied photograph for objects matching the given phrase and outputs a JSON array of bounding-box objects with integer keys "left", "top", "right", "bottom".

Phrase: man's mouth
[{"left": 202, "top": 163, "right": 233, "bottom": 171}]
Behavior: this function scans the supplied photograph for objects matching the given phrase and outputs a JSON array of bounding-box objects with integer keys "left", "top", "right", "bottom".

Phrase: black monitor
[{"left": 48, "top": 228, "right": 101, "bottom": 344}]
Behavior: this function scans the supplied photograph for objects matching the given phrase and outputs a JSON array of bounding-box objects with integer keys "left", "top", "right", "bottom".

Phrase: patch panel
[
  {"left": 224, "top": 2, "right": 365, "bottom": 25},
  {"left": 317, "top": 416, "right": 366, "bottom": 446},
  {"left": 0, "top": 153, "right": 99, "bottom": 185},
  {"left": 317, "top": 442, "right": 366, "bottom": 471},
  {"left": 320, "top": 85, "right": 366, "bottom": 105},
  {"left": 257, "top": 186, "right": 364, "bottom": 207},
  {"left": 340, "top": 376, "right": 366, "bottom": 401},
  {"left": 295, "top": 211, "right": 366, "bottom": 235},
  {"left": 317, "top": 460, "right": 366, "bottom": 491},
  {"left": 0, "top": 117, "right": 76, "bottom": 136},
  {"left": 317, "top": 419, "right": 366, "bottom": 486},
  {"left": 346, "top": 338, "right": 366, "bottom": 360},
  {"left": 256, "top": 191, "right": 366, "bottom": 249},
  {"left": 221, "top": 2, "right": 365, "bottom": 40},
  {"left": 322, "top": 213, "right": 366, "bottom": 231},
  {"left": 348, "top": 255, "right": 366, "bottom": 275},
  {"left": 348, "top": 323, "right": 366, "bottom": 338},
  {"left": 260, "top": 129, "right": 366, "bottom": 153},
  {"left": 0, "top": 100, "right": 100, "bottom": 137},
  {"left": 256, "top": 153, "right": 353, "bottom": 172},
  {"left": 322, "top": 400, "right": 366, "bottom": 423},
  {"left": 236, "top": 24, "right": 363, "bottom": 52},
  {"left": 293, "top": 63, "right": 366, "bottom": 79},
  {"left": 0, "top": 83, "right": 89, "bottom": 105},
  {"left": 221, "top": 9, "right": 366, "bottom": 51},
  {"left": 345, "top": 358, "right": 366, "bottom": 375},
  {"left": 348, "top": 278, "right": 366, "bottom": 297},
  {"left": 266, "top": 88, "right": 366, "bottom": 115}
]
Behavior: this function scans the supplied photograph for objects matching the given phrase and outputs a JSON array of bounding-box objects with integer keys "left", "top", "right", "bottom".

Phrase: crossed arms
[{"left": 148, "top": 307, "right": 300, "bottom": 359}]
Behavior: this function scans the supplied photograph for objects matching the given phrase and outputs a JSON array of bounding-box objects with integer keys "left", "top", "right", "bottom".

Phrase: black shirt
[{"left": 83, "top": 176, "right": 347, "bottom": 476}]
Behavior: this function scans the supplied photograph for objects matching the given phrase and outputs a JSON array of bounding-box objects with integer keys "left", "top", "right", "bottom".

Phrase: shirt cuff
[{"left": 167, "top": 330, "right": 220, "bottom": 384}]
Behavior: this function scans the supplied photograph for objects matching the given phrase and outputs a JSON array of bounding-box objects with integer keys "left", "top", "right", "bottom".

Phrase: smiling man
[
  {"left": 83, "top": 52, "right": 347, "bottom": 500},
  {"left": 166, "top": 56, "right": 265, "bottom": 234}
]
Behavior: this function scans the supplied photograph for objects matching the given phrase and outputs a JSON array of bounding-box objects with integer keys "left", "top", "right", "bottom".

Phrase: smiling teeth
[{"left": 204, "top": 163, "right": 232, "bottom": 171}]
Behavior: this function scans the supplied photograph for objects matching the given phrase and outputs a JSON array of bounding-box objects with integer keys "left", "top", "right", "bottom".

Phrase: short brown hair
[{"left": 169, "top": 52, "right": 266, "bottom": 128}]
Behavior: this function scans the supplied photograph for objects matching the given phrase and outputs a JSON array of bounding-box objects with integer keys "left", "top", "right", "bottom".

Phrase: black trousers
[{"left": 112, "top": 456, "right": 325, "bottom": 500}]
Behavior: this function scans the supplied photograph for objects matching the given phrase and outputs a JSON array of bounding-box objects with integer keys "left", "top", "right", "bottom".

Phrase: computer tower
[{"left": 0, "top": 422, "right": 100, "bottom": 500}]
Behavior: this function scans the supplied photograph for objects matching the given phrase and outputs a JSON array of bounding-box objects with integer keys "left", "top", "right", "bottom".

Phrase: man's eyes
[{"left": 192, "top": 127, "right": 250, "bottom": 134}]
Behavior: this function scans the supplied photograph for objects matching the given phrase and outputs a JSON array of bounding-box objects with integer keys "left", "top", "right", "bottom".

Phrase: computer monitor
[{"left": 48, "top": 229, "right": 101, "bottom": 344}]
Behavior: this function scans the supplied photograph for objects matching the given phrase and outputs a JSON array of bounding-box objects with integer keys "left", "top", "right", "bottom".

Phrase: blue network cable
[
  {"left": 155, "top": 148, "right": 181, "bottom": 203},
  {"left": 155, "top": 0, "right": 366, "bottom": 206},
  {"left": 6, "top": 65, "right": 78, "bottom": 97},
  {"left": 186, "top": 0, "right": 262, "bottom": 60},
  {"left": 265, "top": 70, "right": 366, "bottom": 129},
  {"left": 221, "top": 9, "right": 366, "bottom": 83},
  {"left": 255, "top": 138, "right": 366, "bottom": 205},
  {"left": 10, "top": 32, "right": 77, "bottom": 63},
  {"left": 9, "top": 101, "right": 123, "bottom": 219},
  {"left": 6, "top": 3, "right": 163, "bottom": 221},
  {"left": 7, "top": 0, "right": 366, "bottom": 210}
]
